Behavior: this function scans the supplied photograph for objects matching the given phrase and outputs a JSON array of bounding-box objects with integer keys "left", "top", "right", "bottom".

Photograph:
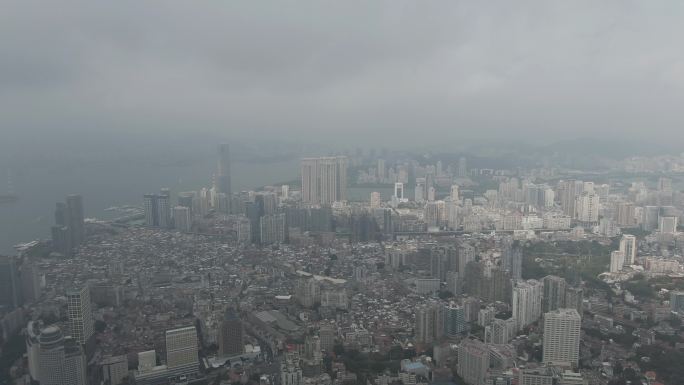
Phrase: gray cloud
[{"left": 1, "top": 0, "right": 684, "bottom": 147}]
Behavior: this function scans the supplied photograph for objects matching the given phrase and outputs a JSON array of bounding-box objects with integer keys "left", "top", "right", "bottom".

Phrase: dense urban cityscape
[
  {"left": 3, "top": 145, "right": 684, "bottom": 385},
  {"left": 4, "top": 2, "right": 684, "bottom": 385}
]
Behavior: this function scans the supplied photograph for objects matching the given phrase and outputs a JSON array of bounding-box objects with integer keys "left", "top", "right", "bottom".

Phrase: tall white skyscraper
[
  {"left": 424, "top": 201, "right": 444, "bottom": 228},
  {"left": 446, "top": 202, "right": 459, "bottom": 230},
  {"left": 301, "top": 156, "right": 348, "bottom": 205},
  {"left": 394, "top": 182, "right": 404, "bottom": 200},
  {"left": 165, "top": 326, "right": 199, "bottom": 370},
  {"left": 542, "top": 308, "right": 581, "bottom": 367},
  {"left": 450, "top": 184, "right": 460, "bottom": 202},
  {"left": 619, "top": 235, "right": 637, "bottom": 265},
  {"left": 512, "top": 280, "right": 543, "bottom": 331},
  {"left": 610, "top": 250, "right": 625, "bottom": 273},
  {"left": 67, "top": 285, "right": 94, "bottom": 345},
  {"left": 370, "top": 191, "right": 381, "bottom": 208},
  {"left": 427, "top": 186, "right": 436, "bottom": 202},
  {"left": 484, "top": 317, "right": 516, "bottom": 344},
  {"left": 377, "top": 159, "right": 386, "bottom": 181},
  {"left": 575, "top": 191, "right": 599, "bottom": 223},
  {"left": 414, "top": 178, "right": 425, "bottom": 202},
  {"left": 659, "top": 216, "right": 678, "bottom": 234},
  {"left": 458, "top": 157, "right": 468, "bottom": 177}
]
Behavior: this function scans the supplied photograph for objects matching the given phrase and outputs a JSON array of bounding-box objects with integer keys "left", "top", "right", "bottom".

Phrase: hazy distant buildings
[
  {"left": 51, "top": 195, "right": 85, "bottom": 256},
  {"left": 458, "top": 157, "right": 468, "bottom": 178},
  {"left": 173, "top": 206, "right": 192, "bottom": 232},
  {"left": 144, "top": 191, "right": 171, "bottom": 228},
  {"left": 0, "top": 256, "right": 22, "bottom": 309},
  {"left": 659, "top": 216, "right": 678, "bottom": 234},
  {"left": 260, "top": 213, "right": 286, "bottom": 245},
  {"left": 370, "top": 191, "right": 381, "bottom": 208},
  {"left": 216, "top": 144, "right": 232, "bottom": 199},
  {"left": 301, "top": 156, "right": 348, "bottom": 205},
  {"left": 670, "top": 291, "right": 684, "bottom": 313},
  {"left": 575, "top": 191, "right": 599, "bottom": 223}
]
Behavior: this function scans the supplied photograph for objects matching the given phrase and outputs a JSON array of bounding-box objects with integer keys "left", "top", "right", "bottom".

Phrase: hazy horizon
[{"left": 2, "top": 1, "right": 684, "bottom": 148}]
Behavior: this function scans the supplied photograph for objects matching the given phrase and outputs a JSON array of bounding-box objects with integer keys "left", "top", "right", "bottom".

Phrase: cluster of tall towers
[
  {"left": 26, "top": 284, "right": 93, "bottom": 385},
  {"left": 51, "top": 194, "right": 85, "bottom": 256}
]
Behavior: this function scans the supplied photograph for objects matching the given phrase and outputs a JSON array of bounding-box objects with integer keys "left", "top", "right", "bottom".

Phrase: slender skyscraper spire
[{"left": 217, "top": 144, "right": 232, "bottom": 197}]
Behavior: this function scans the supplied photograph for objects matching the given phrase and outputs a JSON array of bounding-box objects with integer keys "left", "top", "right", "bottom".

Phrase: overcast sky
[{"left": 2, "top": 1, "right": 684, "bottom": 148}]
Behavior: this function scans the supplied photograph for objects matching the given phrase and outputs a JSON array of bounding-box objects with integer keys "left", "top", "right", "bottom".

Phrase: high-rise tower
[
  {"left": 67, "top": 285, "right": 94, "bottom": 344},
  {"left": 301, "top": 156, "right": 348, "bottom": 205},
  {"left": 66, "top": 195, "right": 85, "bottom": 247},
  {"left": 219, "top": 308, "right": 244, "bottom": 356},
  {"left": 0, "top": 256, "right": 22, "bottom": 309},
  {"left": 542, "top": 308, "right": 581, "bottom": 368},
  {"left": 217, "top": 144, "right": 232, "bottom": 198}
]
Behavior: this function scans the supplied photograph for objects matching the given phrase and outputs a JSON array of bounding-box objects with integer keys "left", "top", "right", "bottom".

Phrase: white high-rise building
[
  {"left": 165, "top": 326, "right": 199, "bottom": 370},
  {"left": 394, "top": 183, "right": 404, "bottom": 200},
  {"left": 137, "top": 350, "right": 157, "bottom": 373},
  {"left": 415, "top": 179, "right": 425, "bottom": 202},
  {"left": 370, "top": 191, "right": 382, "bottom": 208},
  {"left": 659, "top": 216, "right": 678, "bottom": 234},
  {"left": 67, "top": 286, "right": 93, "bottom": 345},
  {"left": 301, "top": 156, "right": 348, "bottom": 205},
  {"left": 485, "top": 317, "right": 516, "bottom": 344},
  {"left": 575, "top": 191, "right": 599, "bottom": 223},
  {"left": 102, "top": 355, "right": 129, "bottom": 385},
  {"left": 427, "top": 186, "right": 436, "bottom": 202},
  {"left": 424, "top": 201, "right": 444, "bottom": 228},
  {"left": 543, "top": 188, "right": 555, "bottom": 208},
  {"left": 542, "top": 308, "right": 581, "bottom": 367},
  {"left": 447, "top": 202, "right": 459, "bottom": 230},
  {"left": 458, "top": 157, "right": 468, "bottom": 177},
  {"left": 377, "top": 159, "right": 386, "bottom": 181},
  {"left": 512, "top": 280, "right": 543, "bottom": 331},
  {"left": 619, "top": 235, "right": 637, "bottom": 265},
  {"left": 450, "top": 184, "right": 460, "bottom": 202},
  {"left": 457, "top": 339, "right": 489, "bottom": 385},
  {"left": 610, "top": 251, "right": 625, "bottom": 273}
]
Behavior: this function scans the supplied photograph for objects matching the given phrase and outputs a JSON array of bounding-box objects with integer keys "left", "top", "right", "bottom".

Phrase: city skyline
[{"left": 4, "top": 2, "right": 684, "bottom": 385}]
